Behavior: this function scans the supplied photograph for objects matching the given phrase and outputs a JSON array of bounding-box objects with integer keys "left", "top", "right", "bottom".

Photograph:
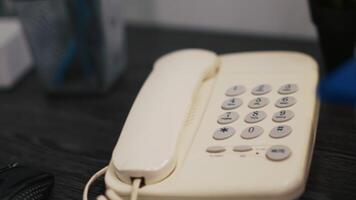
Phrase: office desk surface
[{"left": 0, "top": 26, "right": 355, "bottom": 200}]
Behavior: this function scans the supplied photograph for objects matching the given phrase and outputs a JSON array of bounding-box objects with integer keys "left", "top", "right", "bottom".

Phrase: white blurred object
[{"left": 0, "top": 18, "right": 32, "bottom": 89}]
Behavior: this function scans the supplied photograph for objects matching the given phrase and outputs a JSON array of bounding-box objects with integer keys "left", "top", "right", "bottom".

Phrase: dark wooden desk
[{"left": 0, "top": 25, "right": 355, "bottom": 200}]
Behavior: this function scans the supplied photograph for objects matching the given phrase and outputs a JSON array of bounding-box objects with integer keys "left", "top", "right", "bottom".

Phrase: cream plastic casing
[{"left": 109, "top": 49, "right": 319, "bottom": 200}]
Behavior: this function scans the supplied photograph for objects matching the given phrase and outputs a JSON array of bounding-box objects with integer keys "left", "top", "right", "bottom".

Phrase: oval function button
[
  {"left": 251, "top": 84, "right": 272, "bottom": 95},
  {"left": 222, "top": 98, "right": 243, "bottom": 110},
  {"left": 225, "top": 85, "right": 246, "bottom": 96},
  {"left": 244, "top": 111, "right": 267, "bottom": 123},
  {"left": 217, "top": 112, "right": 239, "bottom": 124},
  {"left": 272, "top": 110, "right": 294, "bottom": 122},
  {"left": 233, "top": 145, "right": 253, "bottom": 152},
  {"left": 266, "top": 145, "right": 291, "bottom": 161},
  {"left": 241, "top": 126, "right": 264, "bottom": 139},
  {"left": 206, "top": 146, "right": 226, "bottom": 153},
  {"left": 275, "top": 96, "right": 296, "bottom": 108},
  {"left": 248, "top": 97, "right": 269, "bottom": 109},
  {"left": 213, "top": 126, "right": 236, "bottom": 140},
  {"left": 270, "top": 125, "right": 292, "bottom": 138},
  {"left": 278, "top": 84, "right": 298, "bottom": 94}
]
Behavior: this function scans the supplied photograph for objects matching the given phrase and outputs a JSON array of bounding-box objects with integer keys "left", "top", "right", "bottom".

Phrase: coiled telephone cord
[{"left": 83, "top": 167, "right": 142, "bottom": 200}]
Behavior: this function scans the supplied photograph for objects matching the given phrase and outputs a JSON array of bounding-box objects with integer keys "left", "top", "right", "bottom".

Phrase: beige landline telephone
[{"left": 83, "top": 49, "right": 319, "bottom": 200}]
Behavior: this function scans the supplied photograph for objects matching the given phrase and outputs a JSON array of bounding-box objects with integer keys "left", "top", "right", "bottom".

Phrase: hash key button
[
  {"left": 272, "top": 110, "right": 294, "bottom": 122},
  {"left": 266, "top": 145, "right": 291, "bottom": 161}
]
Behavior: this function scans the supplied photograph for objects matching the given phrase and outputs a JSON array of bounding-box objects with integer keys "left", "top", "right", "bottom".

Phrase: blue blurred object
[{"left": 318, "top": 58, "right": 356, "bottom": 104}]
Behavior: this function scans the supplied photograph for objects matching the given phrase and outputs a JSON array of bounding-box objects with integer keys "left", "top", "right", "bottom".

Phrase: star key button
[{"left": 213, "top": 126, "right": 236, "bottom": 140}]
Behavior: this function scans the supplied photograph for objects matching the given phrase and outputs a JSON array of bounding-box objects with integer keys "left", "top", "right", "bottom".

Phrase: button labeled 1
[{"left": 225, "top": 85, "right": 246, "bottom": 96}]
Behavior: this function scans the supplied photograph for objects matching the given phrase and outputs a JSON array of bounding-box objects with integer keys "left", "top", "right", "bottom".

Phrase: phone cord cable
[{"left": 83, "top": 166, "right": 142, "bottom": 200}]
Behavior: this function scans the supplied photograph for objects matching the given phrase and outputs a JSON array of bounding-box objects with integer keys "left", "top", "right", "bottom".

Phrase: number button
[
  {"left": 244, "top": 111, "right": 267, "bottom": 123},
  {"left": 225, "top": 85, "right": 246, "bottom": 96},
  {"left": 275, "top": 96, "right": 296, "bottom": 108},
  {"left": 278, "top": 84, "right": 298, "bottom": 94},
  {"left": 251, "top": 84, "right": 272, "bottom": 95},
  {"left": 213, "top": 126, "right": 236, "bottom": 140},
  {"left": 217, "top": 112, "right": 239, "bottom": 124},
  {"left": 221, "top": 98, "right": 243, "bottom": 110},
  {"left": 241, "top": 126, "right": 264, "bottom": 139},
  {"left": 272, "top": 110, "right": 294, "bottom": 122},
  {"left": 248, "top": 97, "right": 269, "bottom": 109},
  {"left": 266, "top": 145, "right": 291, "bottom": 161},
  {"left": 270, "top": 125, "right": 292, "bottom": 138}
]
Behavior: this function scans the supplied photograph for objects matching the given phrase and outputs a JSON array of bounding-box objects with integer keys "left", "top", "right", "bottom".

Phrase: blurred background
[{"left": 0, "top": 0, "right": 355, "bottom": 199}]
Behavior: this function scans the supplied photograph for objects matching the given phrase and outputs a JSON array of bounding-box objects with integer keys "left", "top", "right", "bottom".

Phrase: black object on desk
[{"left": 0, "top": 163, "right": 54, "bottom": 200}]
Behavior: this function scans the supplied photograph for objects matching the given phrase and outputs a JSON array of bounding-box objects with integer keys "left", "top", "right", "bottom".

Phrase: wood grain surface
[{"left": 0, "top": 25, "right": 355, "bottom": 200}]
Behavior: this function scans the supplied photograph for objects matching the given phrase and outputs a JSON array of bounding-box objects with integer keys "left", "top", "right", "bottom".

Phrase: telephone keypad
[
  {"left": 275, "top": 96, "right": 296, "bottom": 108},
  {"left": 221, "top": 98, "right": 243, "bottom": 110},
  {"left": 213, "top": 126, "right": 235, "bottom": 140},
  {"left": 244, "top": 111, "right": 267, "bottom": 123},
  {"left": 278, "top": 84, "right": 298, "bottom": 94},
  {"left": 210, "top": 84, "right": 299, "bottom": 161},
  {"left": 225, "top": 85, "right": 246, "bottom": 96},
  {"left": 241, "top": 126, "right": 264, "bottom": 139},
  {"left": 251, "top": 84, "right": 272, "bottom": 95},
  {"left": 272, "top": 110, "right": 294, "bottom": 122},
  {"left": 217, "top": 112, "right": 239, "bottom": 124},
  {"left": 266, "top": 145, "right": 291, "bottom": 161},
  {"left": 248, "top": 97, "right": 269, "bottom": 109}
]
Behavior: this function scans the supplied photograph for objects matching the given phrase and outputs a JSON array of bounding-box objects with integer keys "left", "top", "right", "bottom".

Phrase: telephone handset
[
  {"left": 84, "top": 49, "right": 319, "bottom": 200},
  {"left": 112, "top": 49, "right": 219, "bottom": 184}
]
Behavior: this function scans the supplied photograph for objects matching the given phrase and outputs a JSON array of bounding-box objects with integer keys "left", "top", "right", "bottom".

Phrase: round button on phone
[
  {"left": 225, "top": 85, "right": 246, "bottom": 96},
  {"left": 270, "top": 125, "right": 292, "bottom": 138},
  {"left": 241, "top": 126, "right": 264, "bottom": 139},
  {"left": 221, "top": 98, "right": 243, "bottom": 110},
  {"left": 213, "top": 126, "right": 235, "bottom": 140},
  {"left": 272, "top": 110, "right": 294, "bottom": 122},
  {"left": 275, "top": 96, "right": 296, "bottom": 108},
  {"left": 206, "top": 146, "right": 226, "bottom": 153},
  {"left": 217, "top": 112, "right": 239, "bottom": 124},
  {"left": 266, "top": 145, "right": 291, "bottom": 161},
  {"left": 248, "top": 97, "right": 269, "bottom": 109},
  {"left": 278, "top": 84, "right": 298, "bottom": 94},
  {"left": 244, "top": 111, "right": 267, "bottom": 123},
  {"left": 251, "top": 84, "right": 272, "bottom": 95}
]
